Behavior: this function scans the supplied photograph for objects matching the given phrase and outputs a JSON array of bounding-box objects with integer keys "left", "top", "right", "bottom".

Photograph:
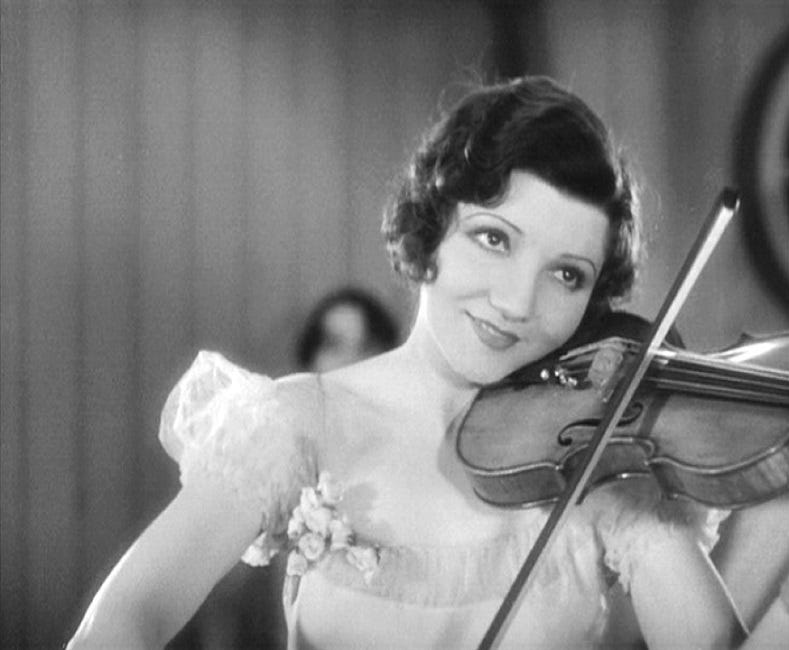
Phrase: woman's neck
[{"left": 392, "top": 309, "right": 480, "bottom": 428}]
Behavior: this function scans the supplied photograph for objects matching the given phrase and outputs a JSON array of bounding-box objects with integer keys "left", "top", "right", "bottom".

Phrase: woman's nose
[{"left": 488, "top": 268, "right": 537, "bottom": 322}]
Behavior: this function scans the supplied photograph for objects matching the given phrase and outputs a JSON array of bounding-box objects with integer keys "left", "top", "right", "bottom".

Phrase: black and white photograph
[{"left": 1, "top": 1, "right": 788, "bottom": 648}]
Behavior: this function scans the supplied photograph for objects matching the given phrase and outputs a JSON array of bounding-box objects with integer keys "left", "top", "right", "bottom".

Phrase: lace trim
[{"left": 591, "top": 483, "right": 730, "bottom": 592}]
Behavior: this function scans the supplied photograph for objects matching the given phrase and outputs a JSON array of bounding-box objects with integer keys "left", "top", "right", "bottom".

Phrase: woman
[
  {"left": 295, "top": 286, "right": 400, "bottom": 373},
  {"left": 68, "top": 76, "right": 745, "bottom": 648}
]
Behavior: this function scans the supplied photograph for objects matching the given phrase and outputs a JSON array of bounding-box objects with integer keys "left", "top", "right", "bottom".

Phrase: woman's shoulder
[
  {"left": 158, "top": 351, "right": 327, "bottom": 469},
  {"left": 156, "top": 351, "right": 323, "bottom": 553},
  {"left": 273, "top": 370, "right": 324, "bottom": 422},
  {"left": 317, "top": 347, "right": 408, "bottom": 406},
  {"left": 161, "top": 351, "right": 324, "bottom": 429}
]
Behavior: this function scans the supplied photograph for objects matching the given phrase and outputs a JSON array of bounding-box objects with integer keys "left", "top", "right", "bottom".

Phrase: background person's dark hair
[
  {"left": 296, "top": 287, "right": 400, "bottom": 371},
  {"left": 382, "top": 75, "right": 641, "bottom": 325}
]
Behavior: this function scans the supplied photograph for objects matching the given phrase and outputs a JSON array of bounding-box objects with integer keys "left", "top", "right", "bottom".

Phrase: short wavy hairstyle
[{"left": 382, "top": 76, "right": 641, "bottom": 322}]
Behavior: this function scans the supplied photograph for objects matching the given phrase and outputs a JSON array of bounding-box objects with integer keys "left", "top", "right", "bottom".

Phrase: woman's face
[
  {"left": 312, "top": 303, "right": 373, "bottom": 372},
  {"left": 419, "top": 170, "right": 609, "bottom": 385}
]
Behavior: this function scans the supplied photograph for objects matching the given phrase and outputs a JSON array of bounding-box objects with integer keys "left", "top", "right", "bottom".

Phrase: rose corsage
[{"left": 285, "top": 471, "right": 380, "bottom": 584}]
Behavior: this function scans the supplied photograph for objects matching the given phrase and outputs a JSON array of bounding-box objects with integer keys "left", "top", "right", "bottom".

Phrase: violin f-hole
[{"left": 557, "top": 401, "right": 645, "bottom": 446}]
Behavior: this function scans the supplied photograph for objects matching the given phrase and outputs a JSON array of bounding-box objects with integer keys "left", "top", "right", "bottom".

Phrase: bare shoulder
[
  {"left": 274, "top": 370, "right": 322, "bottom": 398},
  {"left": 316, "top": 348, "right": 407, "bottom": 407},
  {"left": 272, "top": 358, "right": 413, "bottom": 443},
  {"left": 271, "top": 371, "right": 327, "bottom": 433}
]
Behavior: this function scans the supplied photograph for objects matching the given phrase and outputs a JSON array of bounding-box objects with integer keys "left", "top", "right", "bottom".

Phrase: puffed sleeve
[
  {"left": 589, "top": 481, "right": 729, "bottom": 593},
  {"left": 158, "top": 350, "right": 320, "bottom": 566}
]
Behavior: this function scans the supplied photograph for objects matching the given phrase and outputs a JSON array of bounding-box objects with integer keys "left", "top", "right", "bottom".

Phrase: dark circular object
[{"left": 735, "top": 28, "right": 789, "bottom": 309}]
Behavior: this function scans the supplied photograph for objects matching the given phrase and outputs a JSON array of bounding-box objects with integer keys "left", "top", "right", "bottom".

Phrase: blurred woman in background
[{"left": 296, "top": 287, "right": 400, "bottom": 373}]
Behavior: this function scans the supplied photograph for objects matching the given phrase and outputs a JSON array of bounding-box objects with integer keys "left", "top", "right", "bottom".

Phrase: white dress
[{"left": 159, "top": 351, "right": 728, "bottom": 649}]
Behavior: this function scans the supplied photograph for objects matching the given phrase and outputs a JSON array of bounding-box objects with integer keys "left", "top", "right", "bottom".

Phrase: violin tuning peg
[{"left": 551, "top": 366, "right": 580, "bottom": 389}]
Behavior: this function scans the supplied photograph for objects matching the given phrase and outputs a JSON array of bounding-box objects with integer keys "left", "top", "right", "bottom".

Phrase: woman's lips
[{"left": 467, "top": 313, "right": 520, "bottom": 350}]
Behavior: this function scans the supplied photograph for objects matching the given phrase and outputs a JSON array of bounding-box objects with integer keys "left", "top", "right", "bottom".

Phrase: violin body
[{"left": 457, "top": 312, "right": 789, "bottom": 510}]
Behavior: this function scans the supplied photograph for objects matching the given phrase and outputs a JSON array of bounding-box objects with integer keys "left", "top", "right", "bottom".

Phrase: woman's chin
[{"left": 450, "top": 360, "right": 517, "bottom": 387}]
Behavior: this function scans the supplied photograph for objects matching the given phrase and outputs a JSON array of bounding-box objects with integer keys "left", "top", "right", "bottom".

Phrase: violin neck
[
  {"left": 554, "top": 340, "right": 789, "bottom": 407},
  {"left": 645, "top": 359, "right": 789, "bottom": 406},
  {"left": 648, "top": 350, "right": 789, "bottom": 406}
]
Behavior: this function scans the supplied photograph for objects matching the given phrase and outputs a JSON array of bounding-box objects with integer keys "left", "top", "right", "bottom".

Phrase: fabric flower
[
  {"left": 317, "top": 471, "right": 344, "bottom": 505},
  {"left": 329, "top": 517, "right": 353, "bottom": 550},
  {"left": 303, "top": 505, "right": 333, "bottom": 537},
  {"left": 298, "top": 531, "right": 327, "bottom": 562},
  {"left": 346, "top": 545, "right": 380, "bottom": 584},
  {"left": 287, "top": 507, "right": 306, "bottom": 539},
  {"left": 300, "top": 486, "right": 321, "bottom": 511},
  {"left": 284, "top": 472, "right": 379, "bottom": 583}
]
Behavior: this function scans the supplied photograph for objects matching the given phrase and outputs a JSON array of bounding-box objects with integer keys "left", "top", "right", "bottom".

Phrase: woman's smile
[{"left": 466, "top": 312, "right": 520, "bottom": 350}]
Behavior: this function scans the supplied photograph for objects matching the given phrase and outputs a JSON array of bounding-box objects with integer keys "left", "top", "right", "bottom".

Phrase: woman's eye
[
  {"left": 554, "top": 267, "right": 584, "bottom": 289},
  {"left": 473, "top": 229, "right": 509, "bottom": 253}
]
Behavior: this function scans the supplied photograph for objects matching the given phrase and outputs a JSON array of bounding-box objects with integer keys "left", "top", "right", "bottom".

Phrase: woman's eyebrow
[
  {"left": 460, "top": 211, "right": 523, "bottom": 234},
  {"left": 461, "top": 210, "right": 601, "bottom": 274},
  {"left": 562, "top": 254, "right": 599, "bottom": 275}
]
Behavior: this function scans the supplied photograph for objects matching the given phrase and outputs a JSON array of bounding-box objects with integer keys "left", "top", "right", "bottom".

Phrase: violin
[{"left": 457, "top": 310, "right": 789, "bottom": 510}]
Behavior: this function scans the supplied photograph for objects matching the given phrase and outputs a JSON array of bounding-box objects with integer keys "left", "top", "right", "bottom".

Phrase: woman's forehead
[{"left": 457, "top": 171, "right": 609, "bottom": 261}]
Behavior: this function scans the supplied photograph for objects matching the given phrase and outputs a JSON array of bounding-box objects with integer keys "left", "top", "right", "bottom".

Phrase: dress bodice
[{"left": 159, "top": 351, "right": 728, "bottom": 648}]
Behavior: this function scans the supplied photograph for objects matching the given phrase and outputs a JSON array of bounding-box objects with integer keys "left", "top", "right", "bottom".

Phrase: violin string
[
  {"left": 561, "top": 365, "right": 789, "bottom": 401},
  {"left": 559, "top": 348, "right": 789, "bottom": 394},
  {"left": 561, "top": 341, "right": 789, "bottom": 381},
  {"left": 649, "top": 360, "right": 789, "bottom": 397},
  {"left": 642, "top": 379, "right": 789, "bottom": 405},
  {"left": 558, "top": 359, "right": 789, "bottom": 405},
  {"left": 652, "top": 351, "right": 789, "bottom": 381},
  {"left": 650, "top": 361, "right": 787, "bottom": 386}
]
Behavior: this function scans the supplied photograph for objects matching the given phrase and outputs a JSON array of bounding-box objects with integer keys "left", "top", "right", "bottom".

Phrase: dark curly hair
[
  {"left": 295, "top": 287, "right": 399, "bottom": 370},
  {"left": 381, "top": 76, "right": 641, "bottom": 323}
]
